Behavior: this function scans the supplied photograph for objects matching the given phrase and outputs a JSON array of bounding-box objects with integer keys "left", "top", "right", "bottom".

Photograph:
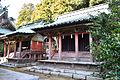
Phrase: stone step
[
  {"left": 38, "top": 60, "right": 99, "bottom": 72},
  {"left": 24, "top": 65, "right": 100, "bottom": 80}
]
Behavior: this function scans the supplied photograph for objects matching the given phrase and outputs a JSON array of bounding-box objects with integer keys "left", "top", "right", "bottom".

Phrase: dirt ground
[{"left": 0, "top": 66, "right": 76, "bottom": 80}]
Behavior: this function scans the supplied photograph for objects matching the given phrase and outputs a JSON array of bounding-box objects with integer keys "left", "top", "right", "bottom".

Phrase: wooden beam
[{"left": 35, "top": 22, "right": 92, "bottom": 34}]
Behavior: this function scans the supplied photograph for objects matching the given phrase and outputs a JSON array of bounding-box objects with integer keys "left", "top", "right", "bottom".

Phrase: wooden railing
[
  {"left": 21, "top": 50, "right": 46, "bottom": 61},
  {"left": 51, "top": 50, "right": 58, "bottom": 59}
]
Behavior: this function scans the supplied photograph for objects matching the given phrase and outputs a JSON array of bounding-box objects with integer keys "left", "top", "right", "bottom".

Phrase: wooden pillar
[
  {"left": 48, "top": 35, "right": 52, "bottom": 60},
  {"left": 30, "top": 40, "right": 33, "bottom": 60},
  {"left": 58, "top": 33, "right": 62, "bottom": 60},
  {"left": 89, "top": 33, "right": 92, "bottom": 53},
  {"left": 30, "top": 40, "right": 33, "bottom": 51},
  {"left": 4, "top": 40, "right": 7, "bottom": 57},
  {"left": 19, "top": 41, "right": 22, "bottom": 58},
  {"left": 14, "top": 41, "right": 16, "bottom": 58},
  {"left": 89, "top": 33, "right": 93, "bottom": 61},
  {"left": 7, "top": 41, "right": 10, "bottom": 58},
  {"left": 75, "top": 32, "right": 79, "bottom": 60}
]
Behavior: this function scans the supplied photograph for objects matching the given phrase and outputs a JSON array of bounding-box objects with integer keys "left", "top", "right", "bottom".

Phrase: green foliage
[
  {"left": 91, "top": 13, "right": 113, "bottom": 40},
  {"left": 0, "top": 42, "right": 3, "bottom": 56},
  {"left": 16, "top": 0, "right": 105, "bottom": 25},
  {"left": 31, "top": 0, "right": 90, "bottom": 23},
  {"left": 16, "top": 3, "right": 34, "bottom": 26},
  {"left": 92, "top": 34, "right": 120, "bottom": 79},
  {"left": 89, "top": 0, "right": 105, "bottom": 6},
  {"left": 90, "top": 0, "right": 120, "bottom": 79}
]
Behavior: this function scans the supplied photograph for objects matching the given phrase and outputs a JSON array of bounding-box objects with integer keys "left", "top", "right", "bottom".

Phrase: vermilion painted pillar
[
  {"left": 48, "top": 35, "right": 52, "bottom": 60},
  {"left": 14, "top": 41, "right": 16, "bottom": 58},
  {"left": 4, "top": 40, "right": 7, "bottom": 57},
  {"left": 58, "top": 33, "right": 62, "bottom": 60},
  {"left": 7, "top": 41, "right": 10, "bottom": 58},
  {"left": 75, "top": 32, "right": 79, "bottom": 60},
  {"left": 30, "top": 40, "right": 33, "bottom": 51},
  {"left": 19, "top": 41, "right": 22, "bottom": 58}
]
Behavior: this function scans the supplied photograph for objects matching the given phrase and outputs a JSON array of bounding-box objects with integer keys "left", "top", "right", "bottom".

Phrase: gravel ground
[
  {"left": 23, "top": 71, "right": 75, "bottom": 80},
  {"left": 0, "top": 67, "right": 76, "bottom": 80},
  {"left": 0, "top": 68, "right": 39, "bottom": 80}
]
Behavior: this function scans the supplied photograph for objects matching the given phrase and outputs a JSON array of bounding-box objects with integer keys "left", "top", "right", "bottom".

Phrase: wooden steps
[{"left": 51, "top": 51, "right": 93, "bottom": 62}]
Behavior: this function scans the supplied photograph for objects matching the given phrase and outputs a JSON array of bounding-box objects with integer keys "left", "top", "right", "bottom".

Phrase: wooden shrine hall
[
  {"left": 32, "top": 4, "right": 109, "bottom": 62},
  {"left": 0, "top": 4, "right": 109, "bottom": 63},
  {"left": 0, "top": 22, "right": 45, "bottom": 62}
]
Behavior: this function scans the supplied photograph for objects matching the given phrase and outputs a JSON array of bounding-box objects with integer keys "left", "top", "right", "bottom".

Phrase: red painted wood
[
  {"left": 14, "top": 41, "right": 16, "bottom": 58},
  {"left": 75, "top": 32, "right": 78, "bottom": 59},
  {"left": 53, "top": 51, "right": 90, "bottom": 58},
  {"left": 37, "top": 41, "right": 42, "bottom": 50},
  {"left": 31, "top": 41, "right": 37, "bottom": 51},
  {"left": 19, "top": 41, "right": 22, "bottom": 58},
  {"left": 58, "top": 33, "right": 62, "bottom": 60},
  {"left": 60, "top": 32, "right": 89, "bottom": 36},
  {"left": 4, "top": 41, "right": 6, "bottom": 57},
  {"left": 31, "top": 40, "right": 43, "bottom": 51},
  {"left": 7, "top": 42, "right": 10, "bottom": 58},
  {"left": 48, "top": 35, "right": 52, "bottom": 60},
  {"left": 30, "top": 41, "right": 33, "bottom": 51}
]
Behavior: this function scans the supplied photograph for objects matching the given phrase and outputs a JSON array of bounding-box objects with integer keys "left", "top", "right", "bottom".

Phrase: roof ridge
[
  {"left": 18, "top": 20, "right": 44, "bottom": 28},
  {"left": 56, "top": 3, "right": 108, "bottom": 20}
]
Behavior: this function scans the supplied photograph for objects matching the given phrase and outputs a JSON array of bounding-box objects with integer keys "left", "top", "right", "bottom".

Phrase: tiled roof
[
  {"left": 19, "top": 21, "right": 44, "bottom": 30},
  {"left": 0, "top": 11, "right": 5, "bottom": 16},
  {"left": 0, "top": 27, "right": 35, "bottom": 38},
  {"left": 33, "top": 3, "right": 109, "bottom": 29},
  {"left": 0, "top": 4, "right": 16, "bottom": 31},
  {"left": 0, "top": 28, "right": 12, "bottom": 34},
  {"left": 0, "top": 21, "right": 44, "bottom": 38},
  {"left": 0, "top": 3, "right": 110, "bottom": 39}
]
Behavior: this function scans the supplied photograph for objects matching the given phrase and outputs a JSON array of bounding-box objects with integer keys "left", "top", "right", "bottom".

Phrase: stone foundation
[{"left": 24, "top": 66, "right": 102, "bottom": 80}]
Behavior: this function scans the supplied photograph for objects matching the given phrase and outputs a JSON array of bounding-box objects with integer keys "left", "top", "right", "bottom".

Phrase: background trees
[
  {"left": 90, "top": 0, "right": 120, "bottom": 79},
  {"left": 16, "top": 3, "right": 34, "bottom": 26},
  {"left": 0, "top": 42, "right": 3, "bottom": 57},
  {"left": 31, "top": 0, "right": 90, "bottom": 23},
  {"left": 16, "top": 0, "right": 105, "bottom": 26},
  {"left": 89, "top": 0, "right": 105, "bottom": 6}
]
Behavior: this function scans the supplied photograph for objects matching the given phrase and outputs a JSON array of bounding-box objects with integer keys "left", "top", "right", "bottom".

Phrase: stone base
[{"left": 24, "top": 65, "right": 101, "bottom": 80}]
